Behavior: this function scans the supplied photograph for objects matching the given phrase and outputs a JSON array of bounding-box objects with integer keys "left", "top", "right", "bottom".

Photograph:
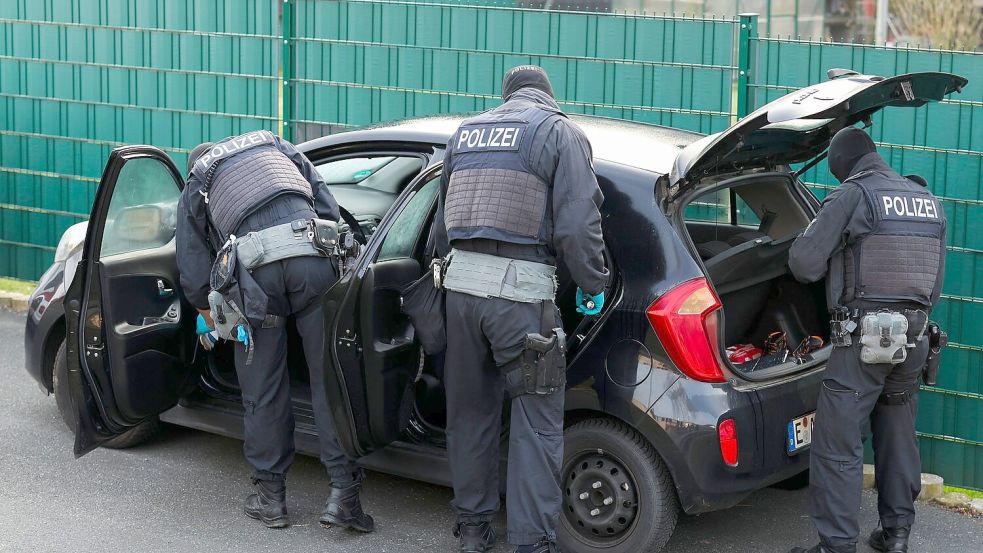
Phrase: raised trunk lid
[{"left": 668, "top": 70, "right": 967, "bottom": 196}]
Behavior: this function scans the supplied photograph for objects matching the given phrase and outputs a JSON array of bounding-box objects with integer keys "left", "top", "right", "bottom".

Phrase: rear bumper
[{"left": 643, "top": 367, "right": 824, "bottom": 514}]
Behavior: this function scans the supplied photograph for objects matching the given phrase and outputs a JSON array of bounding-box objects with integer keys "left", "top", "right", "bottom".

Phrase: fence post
[
  {"left": 736, "top": 13, "right": 758, "bottom": 120},
  {"left": 281, "top": 0, "right": 294, "bottom": 142}
]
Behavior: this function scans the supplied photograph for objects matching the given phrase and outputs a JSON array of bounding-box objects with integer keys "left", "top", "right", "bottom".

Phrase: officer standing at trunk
[
  {"left": 787, "top": 127, "right": 947, "bottom": 553},
  {"left": 433, "top": 65, "right": 608, "bottom": 553},
  {"left": 176, "top": 131, "right": 374, "bottom": 532}
]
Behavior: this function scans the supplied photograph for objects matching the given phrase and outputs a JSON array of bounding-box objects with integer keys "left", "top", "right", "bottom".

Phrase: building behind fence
[{"left": 0, "top": 0, "right": 980, "bottom": 490}]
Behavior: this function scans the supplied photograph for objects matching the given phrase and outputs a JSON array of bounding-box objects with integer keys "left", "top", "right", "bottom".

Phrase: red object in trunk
[{"left": 726, "top": 343, "right": 763, "bottom": 364}]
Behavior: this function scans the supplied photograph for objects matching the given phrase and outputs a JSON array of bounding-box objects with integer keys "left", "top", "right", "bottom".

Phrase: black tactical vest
[
  {"left": 190, "top": 130, "right": 315, "bottom": 239},
  {"left": 444, "top": 96, "right": 565, "bottom": 247},
  {"left": 846, "top": 170, "right": 945, "bottom": 306}
]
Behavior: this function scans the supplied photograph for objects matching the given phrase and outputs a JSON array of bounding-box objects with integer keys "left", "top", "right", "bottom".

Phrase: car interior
[{"left": 682, "top": 174, "right": 831, "bottom": 377}]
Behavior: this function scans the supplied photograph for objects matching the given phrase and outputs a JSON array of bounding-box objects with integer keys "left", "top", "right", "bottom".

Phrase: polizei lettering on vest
[
  {"left": 456, "top": 127, "right": 523, "bottom": 151},
  {"left": 197, "top": 131, "right": 273, "bottom": 169},
  {"left": 880, "top": 194, "right": 938, "bottom": 219}
]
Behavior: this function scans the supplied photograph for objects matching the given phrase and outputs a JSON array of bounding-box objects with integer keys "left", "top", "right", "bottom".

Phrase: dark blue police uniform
[
  {"left": 788, "top": 128, "right": 946, "bottom": 553},
  {"left": 434, "top": 67, "right": 608, "bottom": 553}
]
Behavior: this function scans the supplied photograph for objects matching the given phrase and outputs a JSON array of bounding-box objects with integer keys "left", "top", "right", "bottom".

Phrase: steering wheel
[{"left": 338, "top": 205, "right": 367, "bottom": 245}]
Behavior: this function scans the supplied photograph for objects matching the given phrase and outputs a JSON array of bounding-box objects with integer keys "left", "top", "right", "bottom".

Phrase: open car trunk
[{"left": 682, "top": 172, "right": 832, "bottom": 379}]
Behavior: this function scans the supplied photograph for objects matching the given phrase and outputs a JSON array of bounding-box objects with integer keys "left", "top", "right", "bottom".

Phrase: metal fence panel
[
  {"left": 0, "top": 0, "right": 280, "bottom": 279},
  {"left": 287, "top": 0, "right": 738, "bottom": 142},
  {"left": 745, "top": 32, "right": 983, "bottom": 489}
]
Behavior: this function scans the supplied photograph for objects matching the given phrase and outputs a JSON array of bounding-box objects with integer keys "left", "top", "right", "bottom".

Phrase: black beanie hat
[
  {"left": 187, "top": 142, "right": 215, "bottom": 175},
  {"left": 502, "top": 65, "right": 554, "bottom": 100},
  {"left": 827, "top": 127, "right": 877, "bottom": 182}
]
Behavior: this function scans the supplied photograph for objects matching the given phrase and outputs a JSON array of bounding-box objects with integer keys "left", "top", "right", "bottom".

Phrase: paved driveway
[{"left": 0, "top": 310, "right": 978, "bottom": 552}]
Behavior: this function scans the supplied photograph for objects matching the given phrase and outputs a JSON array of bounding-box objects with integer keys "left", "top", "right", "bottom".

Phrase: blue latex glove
[
  {"left": 196, "top": 313, "right": 214, "bottom": 335},
  {"left": 236, "top": 324, "right": 250, "bottom": 347},
  {"left": 575, "top": 288, "right": 605, "bottom": 316}
]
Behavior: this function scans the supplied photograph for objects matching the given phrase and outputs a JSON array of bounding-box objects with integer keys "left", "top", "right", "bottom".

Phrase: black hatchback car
[{"left": 25, "top": 71, "right": 964, "bottom": 553}]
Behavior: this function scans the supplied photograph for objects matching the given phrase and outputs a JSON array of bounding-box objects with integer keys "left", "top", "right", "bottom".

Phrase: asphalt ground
[{"left": 0, "top": 309, "right": 979, "bottom": 552}]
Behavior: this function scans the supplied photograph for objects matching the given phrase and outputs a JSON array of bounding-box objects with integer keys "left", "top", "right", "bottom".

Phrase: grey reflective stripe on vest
[
  {"left": 442, "top": 248, "right": 557, "bottom": 303},
  {"left": 445, "top": 168, "right": 548, "bottom": 239},
  {"left": 235, "top": 219, "right": 333, "bottom": 271},
  {"left": 208, "top": 147, "right": 315, "bottom": 237}
]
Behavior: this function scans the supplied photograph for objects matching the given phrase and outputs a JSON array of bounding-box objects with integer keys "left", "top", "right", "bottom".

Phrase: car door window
[
  {"left": 376, "top": 177, "right": 440, "bottom": 262},
  {"left": 100, "top": 157, "right": 180, "bottom": 257}
]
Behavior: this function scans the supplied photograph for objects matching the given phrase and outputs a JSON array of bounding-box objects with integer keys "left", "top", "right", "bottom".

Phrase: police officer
[
  {"left": 176, "top": 131, "right": 374, "bottom": 532},
  {"left": 787, "top": 127, "right": 946, "bottom": 553},
  {"left": 433, "top": 66, "right": 608, "bottom": 553}
]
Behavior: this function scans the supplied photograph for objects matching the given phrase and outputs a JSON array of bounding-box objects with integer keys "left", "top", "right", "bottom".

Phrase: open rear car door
[
  {"left": 321, "top": 166, "right": 443, "bottom": 457},
  {"left": 64, "top": 146, "right": 196, "bottom": 456},
  {"left": 669, "top": 70, "right": 968, "bottom": 193}
]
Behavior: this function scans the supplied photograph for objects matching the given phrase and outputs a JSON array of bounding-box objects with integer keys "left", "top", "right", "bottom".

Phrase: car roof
[{"left": 301, "top": 113, "right": 704, "bottom": 175}]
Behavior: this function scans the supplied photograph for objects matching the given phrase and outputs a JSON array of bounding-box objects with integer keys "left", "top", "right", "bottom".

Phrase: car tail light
[
  {"left": 645, "top": 277, "right": 727, "bottom": 383},
  {"left": 718, "top": 418, "right": 739, "bottom": 467}
]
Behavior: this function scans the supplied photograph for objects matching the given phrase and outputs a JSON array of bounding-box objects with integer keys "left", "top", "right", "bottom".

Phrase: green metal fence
[
  {"left": 0, "top": 0, "right": 980, "bottom": 489},
  {"left": 741, "top": 15, "right": 983, "bottom": 489},
  {"left": 286, "top": 0, "right": 738, "bottom": 143},
  {"left": 0, "top": 0, "right": 280, "bottom": 280}
]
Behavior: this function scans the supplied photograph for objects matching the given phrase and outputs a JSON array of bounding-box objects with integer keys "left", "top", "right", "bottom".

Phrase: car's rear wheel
[
  {"left": 558, "top": 418, "right": 679, "bottom": 553},
  {"left": 52, "top": 340, "right": 160, "bottom": 449}
]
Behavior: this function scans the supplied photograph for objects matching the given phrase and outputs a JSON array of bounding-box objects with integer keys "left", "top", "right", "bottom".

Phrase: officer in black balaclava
[
  {"left": 787, "top": 127, "right": 947, "bottom": 553},
  {"left": 433, "top": 65, "right": 608, "bottom": 553},
  {"left": 176, "top": 132, "right": 374, "bottom": 532}
]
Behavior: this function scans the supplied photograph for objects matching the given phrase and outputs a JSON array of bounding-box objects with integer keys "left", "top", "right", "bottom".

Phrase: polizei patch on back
[
  {"left": 196, "top": 130, "right": 276, "bottom": 170},
  {"left": 454, "top": 124, "right": 525, "bottom": 153},
  {"left": 879, "top": 193, "right": 940, "bottom": 221}
]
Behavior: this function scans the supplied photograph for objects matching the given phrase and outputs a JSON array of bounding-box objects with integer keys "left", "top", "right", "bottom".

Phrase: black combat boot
[
  {"left": 453, "top": 521, "right": 496, "bottom": 553},
  {"left": 319, "top": 479, "right": 375, "bottom": 533},
  {"left": 243, "top": 478, "right": 289, "bottom": 528},
  {"left": 868, "top": 526, "right": 911, "bottom": 553}
]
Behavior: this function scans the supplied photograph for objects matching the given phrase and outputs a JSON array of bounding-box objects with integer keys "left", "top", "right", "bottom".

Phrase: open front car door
[{"left": 65, "top": 146, "right": 196, "bottom": 456}]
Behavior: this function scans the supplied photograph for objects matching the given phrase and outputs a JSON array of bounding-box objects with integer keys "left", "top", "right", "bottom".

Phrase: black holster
[
  {"left": 923, "top": 321, "right": 948, "bottom": 386},
  {"left": 504, "top": 299, "right": 567, "bottom": 400}
]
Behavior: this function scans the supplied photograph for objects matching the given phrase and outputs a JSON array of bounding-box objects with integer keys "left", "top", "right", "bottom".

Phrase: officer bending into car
[
  {"left": 787, "top": 127, "right": 947, "bottom": 553},
  {"left": 433, "top": 65, "right": 608, "bottom": 553},
  {"left": 176, "top": 131, "right": 374, "bottom": 532}
]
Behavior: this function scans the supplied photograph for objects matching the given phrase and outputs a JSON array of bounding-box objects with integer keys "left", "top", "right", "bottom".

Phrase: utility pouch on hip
[
  {"left": 208, "top": 290, "right": 247, "bottom": 342},
  {"left": 829, "top": 306, "right": 857, "bottom": 347},
  {"left": 311, "top": 218, "right": 340, "bottom": 256},
  {"left": 923, "top": 321, "right": 948, "bottom": 386},
  {"left": 859, "top": 311, "right": 909, "bottom": 365},
  {"left": 505, "top": 326, "right": 567, "bottom": 398}
]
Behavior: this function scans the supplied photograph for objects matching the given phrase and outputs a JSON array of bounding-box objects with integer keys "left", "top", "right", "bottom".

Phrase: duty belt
[
  {"left": 829, "top": 306, "right": 928, "bottom": 349},
  {"left": 441, "top": 248, "right": 557, "bottom": 303},
  {"left": 235, "top": 218, "right": 339, "bottom": 271}
]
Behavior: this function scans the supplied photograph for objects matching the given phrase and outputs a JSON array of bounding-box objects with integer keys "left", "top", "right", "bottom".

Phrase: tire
[
  {"left": 558, "top": 418, "right": 679, "bottom": 553},
  {"left": 51, "top": 340, "right": 160, "bottom": 449}
]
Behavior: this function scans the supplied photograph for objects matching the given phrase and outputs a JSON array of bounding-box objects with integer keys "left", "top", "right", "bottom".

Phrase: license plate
[{"left": 787, "top": 412, "right": 816, "bottom": 454}]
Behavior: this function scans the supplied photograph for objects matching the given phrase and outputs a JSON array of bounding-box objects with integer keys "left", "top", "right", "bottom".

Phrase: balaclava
[
  {"left": 827, "top": 127, "right": 877, "bottom": 182},
  {"left": 502, "top": 65, "right": 555, "bottom": 101}
]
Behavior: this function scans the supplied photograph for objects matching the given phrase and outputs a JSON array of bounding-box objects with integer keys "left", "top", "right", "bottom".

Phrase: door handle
[{"left": 157, "top": 279, "right": 174, "bottom": 297}]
